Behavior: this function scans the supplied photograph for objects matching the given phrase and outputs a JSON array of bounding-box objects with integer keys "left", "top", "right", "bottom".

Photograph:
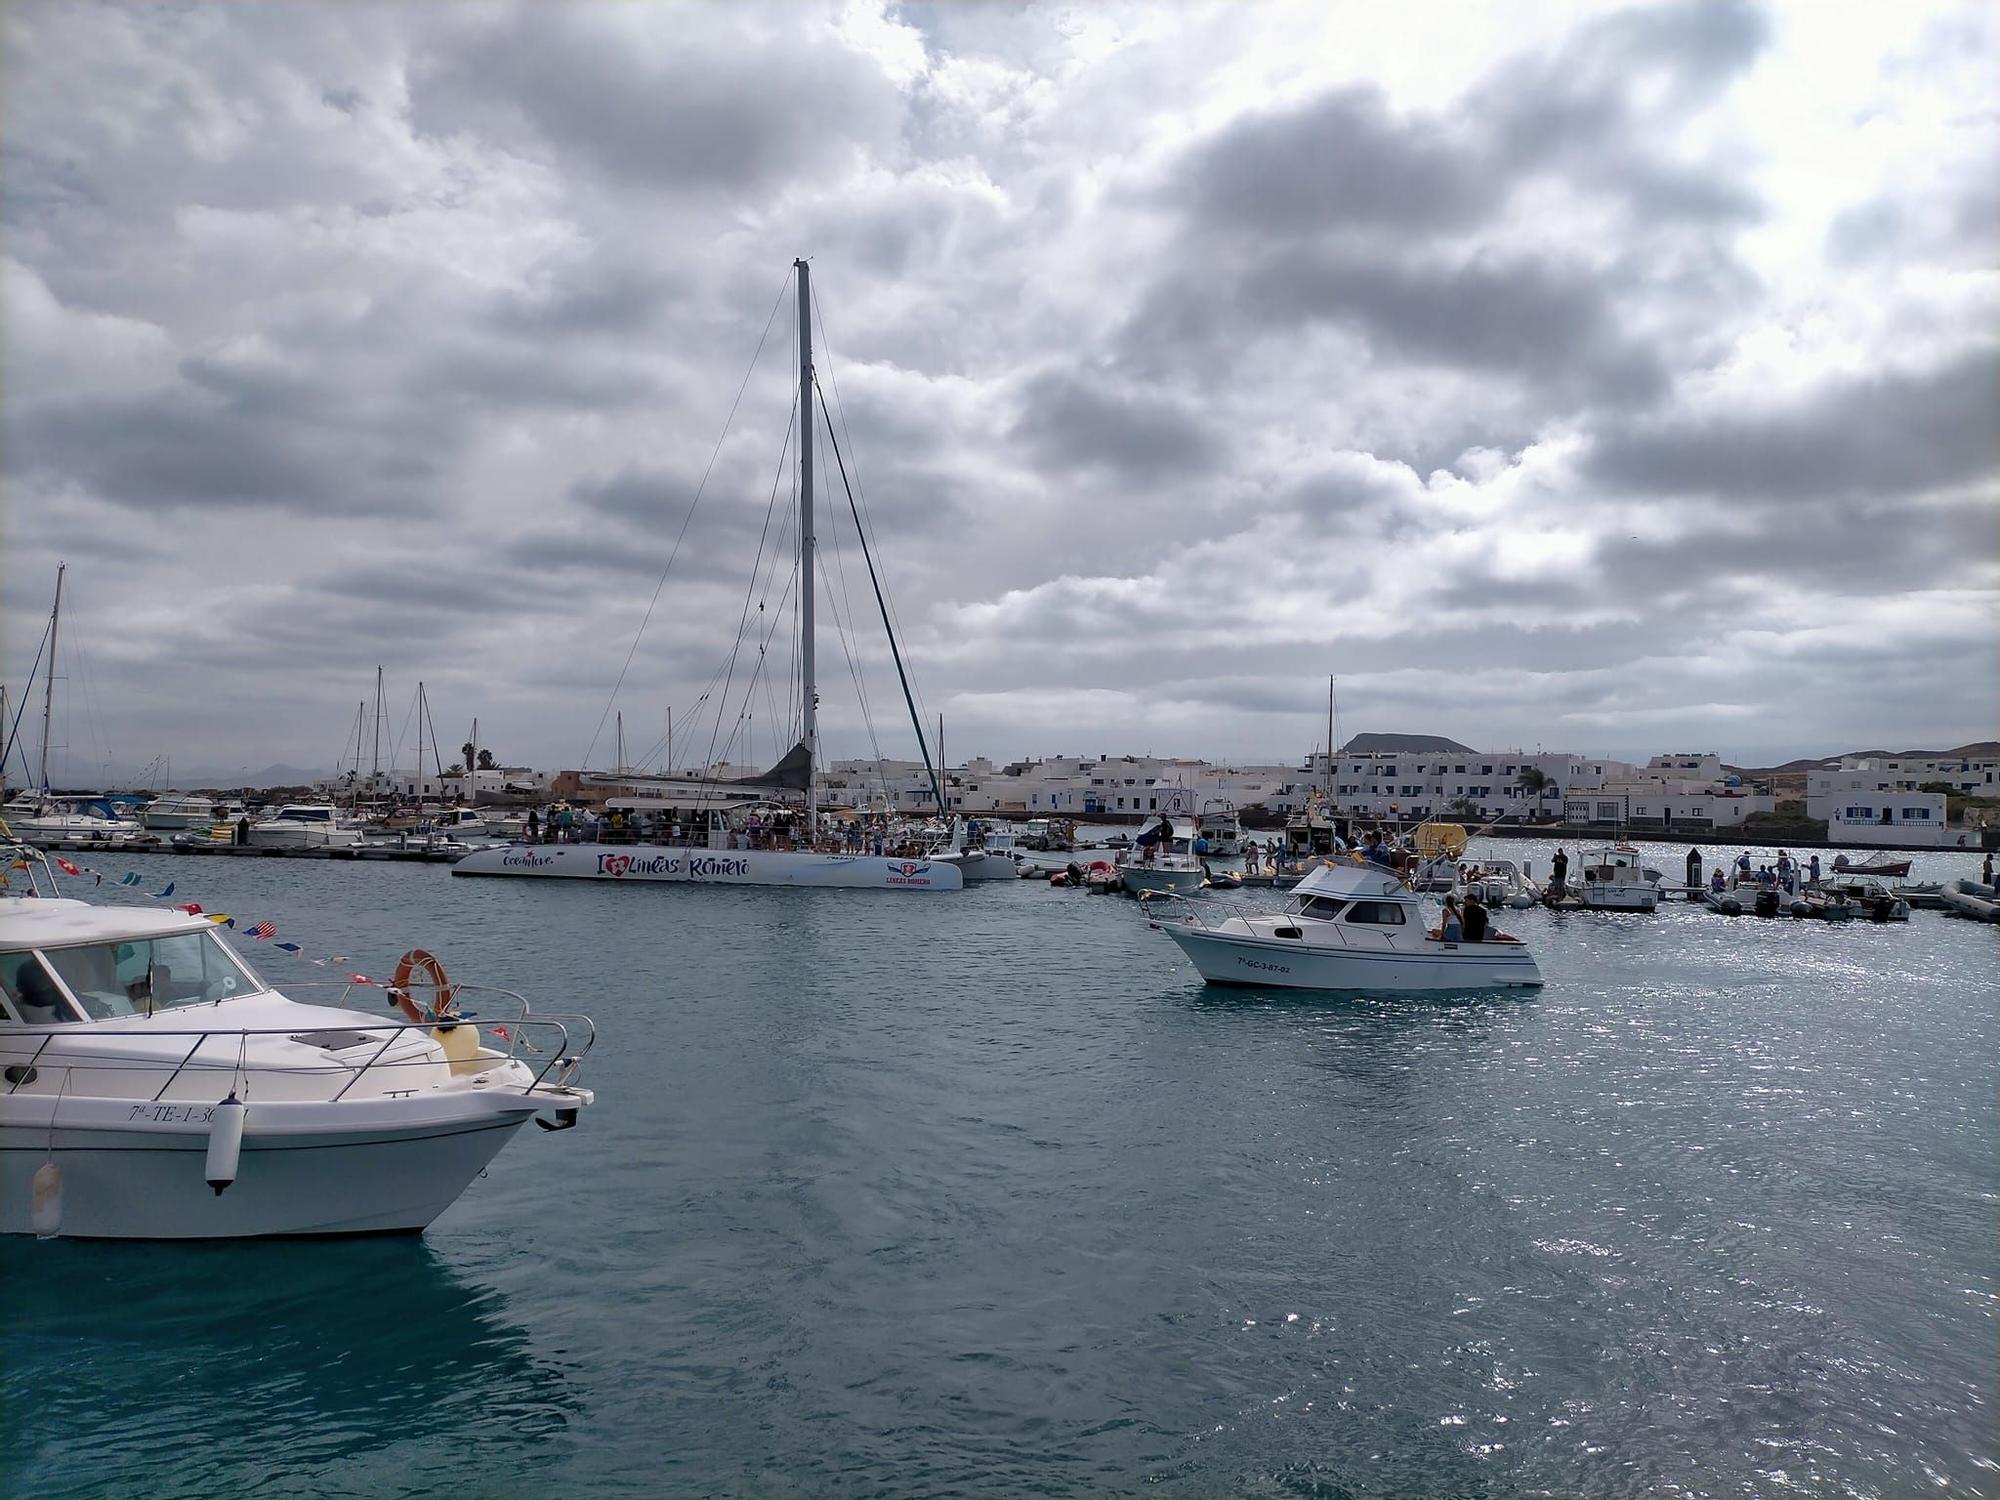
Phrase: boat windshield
[{"left": 33, "top": 930, "right": 262, "bottom": 1020}]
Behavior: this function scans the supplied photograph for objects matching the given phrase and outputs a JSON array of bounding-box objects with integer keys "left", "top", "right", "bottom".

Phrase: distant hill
[
  {"left": 161, "top": 763, "right": 333, "bottom": 791},
  {"left": 1733, "top": 741, "right": 2000, "bottom": 778},
  {"left": 1340, "top": 732, "right": 1477, "bottom": 755}
]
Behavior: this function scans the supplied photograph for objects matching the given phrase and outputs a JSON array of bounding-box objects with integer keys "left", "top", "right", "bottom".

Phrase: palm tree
[{"left": 1516, "top": 766, "right": 1551, "bottom": 823}]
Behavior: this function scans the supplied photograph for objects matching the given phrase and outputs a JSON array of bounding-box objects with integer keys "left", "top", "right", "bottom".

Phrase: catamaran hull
[
  {"left": 0, "top": 1099, "right": 544, "bottom": 1239},
  {"left": 451, "top": 841, "right": 962, "bottom": 890},
  {"left": 1163, "top": 924, "right": 1543, "bottom": 992}
]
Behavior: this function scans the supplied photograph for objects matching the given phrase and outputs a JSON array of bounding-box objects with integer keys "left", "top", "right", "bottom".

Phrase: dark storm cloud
[
  {"left": 1173, "top": 85, "right": 1498, "bottom": 236},
  {"left": 8, "top": 387, "right": 436, "bottom": 516},
  {"left": 1009, "top": 370, "right": 1224, "bottom": 481},
  {"left": 1588, "top": 344, "right": 2000, "bottom": 502},
  {"left": 1592, "top": 496, "right": 2000, "bottom": 599},
  {"left": 408, "top": 5, "right": 903, "bottom": 194}
]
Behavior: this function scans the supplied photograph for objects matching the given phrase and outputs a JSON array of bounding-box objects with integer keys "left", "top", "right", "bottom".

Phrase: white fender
[
  {"left": 31, "top": 1160, "right": 62, "bottom": 1239},
  {"left": 206, "top": 1094, "right": 247, "bottom": 1195}
]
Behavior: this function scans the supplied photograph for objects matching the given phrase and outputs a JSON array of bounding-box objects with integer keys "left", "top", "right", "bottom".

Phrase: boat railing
[{"left": 3, "top": 1001, "right": 596, "bottom": 1103}]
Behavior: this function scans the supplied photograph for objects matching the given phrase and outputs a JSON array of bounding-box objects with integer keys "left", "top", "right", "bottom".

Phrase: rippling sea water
[{"left": 3, "top": 838, "right": 1994, "bottom": 1497}]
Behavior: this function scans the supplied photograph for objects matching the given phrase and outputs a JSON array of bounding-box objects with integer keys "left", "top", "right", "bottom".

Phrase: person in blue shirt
[{"left": 1362, "top": 831, "right": 1395, "bottom": 867}]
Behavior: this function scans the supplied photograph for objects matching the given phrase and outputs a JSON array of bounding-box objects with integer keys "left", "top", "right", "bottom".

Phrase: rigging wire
[
  {"left": 817, "top": 385, "right": 946, "bottom": 813},
  {"left": 581, "top": 267, "right": 795, "bottom": 770},
  {"left": 813, "top": 288, "right": 931, "bottom": 738},
  {"left": 694, "top": 389, "right": 802, "bottom": 789}
]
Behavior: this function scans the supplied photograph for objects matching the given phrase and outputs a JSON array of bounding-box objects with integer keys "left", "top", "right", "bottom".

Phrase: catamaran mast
[
  {"left": 796, "top": 257, "right": 817, "bottom": 833},
  {"left": 39, "top": 563, "right": 65, "bottom": 792}
]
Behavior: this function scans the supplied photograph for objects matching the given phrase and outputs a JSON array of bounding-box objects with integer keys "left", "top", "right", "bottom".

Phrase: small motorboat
[
  {"left": 1576, "top": 845, "right": 1659, "bottom": 912},
  {"left": 1452, "top": 859, "right": 1542, "bottom": 910},
  {"left": 1115, "top": 815, "right": 1204, "bottom": 898},
  {"left": 1833, "top": 856, "right": 1913, "bottom": 879},
  {"left": 1811, "top": 873, "right": 1909, "bottom": 922},
  {"left": 1158, "top": 859, "right": 1542, "bottom": 992},
  {"left": 1, "top": 852, "right": 594, "bottom": 1239}
]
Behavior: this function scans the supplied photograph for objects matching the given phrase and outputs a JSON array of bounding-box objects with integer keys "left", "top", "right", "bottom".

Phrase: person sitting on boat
[
  {"left": 1461, "top": 893, "right": 1490, "bottom": 942},
  {"left": 1431, "top": 895, "right": 1464, "bottom": 943},
  {"left": 1710, "top": 868, "right": 1727, "bottom": 894},
  {"left": 1361, "top": 831, "right": 1395, "bottom": 868}
]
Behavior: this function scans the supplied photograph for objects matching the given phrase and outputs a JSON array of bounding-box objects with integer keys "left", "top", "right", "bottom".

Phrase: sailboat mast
[
  {"left": 39, "top": 563, "right": 65, "bottom": 792},
  {"left": 796, "top": 257, "right": 817, "bottom": 830},
  {"left": 372, "top": 666, "right": 384, "bottom": 783},
  {"left": 616, "top": 710, "right": 625, "bottom": 775},
  {"left": 1324, "top": 675, "right": 1334, "bottom": 802},
  {"left": 416, "top": 681, "right": 426, "bottom": 799}
]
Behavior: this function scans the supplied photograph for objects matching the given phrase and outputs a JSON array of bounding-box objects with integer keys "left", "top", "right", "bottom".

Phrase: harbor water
[{"left": 3, "top": 839, "right": 1994, "bottom": 1497}]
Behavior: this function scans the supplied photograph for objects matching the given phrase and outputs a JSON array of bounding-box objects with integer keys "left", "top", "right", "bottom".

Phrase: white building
[
  {"left": 1289, "top": 748, "right": 1629, "bottom": 825},
  {"left": 1806, "top": 760, "right": 1959, "bottom": 846}
]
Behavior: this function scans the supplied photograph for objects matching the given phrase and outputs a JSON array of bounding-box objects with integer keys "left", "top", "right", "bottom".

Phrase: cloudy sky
[{"left": 3, "top": 0, "right": 1995, "bottom": 786}]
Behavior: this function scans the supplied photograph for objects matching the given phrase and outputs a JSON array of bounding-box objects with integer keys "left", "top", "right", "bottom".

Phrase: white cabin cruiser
[
  {"left": 0, "top": 883, "right": 593, "bottom": 1239},
  {"left": 1575, "top": 844, "right": 1660, "bottom": 912},
  {"left": 139, "top": 792, "right": 228, "bottom": 831},
  {"left": 2, "top": 795, "right": 141, "bottom": 847},
  {"left": 1116, "top": 815, "right": 1206, "bottom": 897},
  {"left": 248, "top": 804, "right": 364, "bottom": 849},
  {"left": 1194, "top": 801, "right": 1244, "bottom": 858},
  {"left": 1159, "top": 860, "right": 1543, "bottom": 992}
]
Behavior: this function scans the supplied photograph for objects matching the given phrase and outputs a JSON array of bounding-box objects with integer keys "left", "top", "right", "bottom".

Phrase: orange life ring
[{"left": 390, "top": 948, "right": 456, "bottom": 1025}]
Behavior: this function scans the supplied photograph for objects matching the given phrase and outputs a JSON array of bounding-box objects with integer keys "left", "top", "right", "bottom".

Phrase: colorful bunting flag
[
  {"left": 55, "top": 857, "right": 80, "bottom": 876},
  {"left": 246, "top": 920, "right": 277, "bottom": 939}
]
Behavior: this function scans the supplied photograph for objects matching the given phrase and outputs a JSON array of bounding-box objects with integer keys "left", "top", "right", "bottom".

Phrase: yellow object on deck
[{"left": 1415, "top": 822, "right": 1468, "bottom": 858}]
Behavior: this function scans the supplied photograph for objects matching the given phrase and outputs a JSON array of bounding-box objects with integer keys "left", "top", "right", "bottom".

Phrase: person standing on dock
[
  {"left": 1550, "top": 848, "right": 1568, "bottom": 900},
  {"left": 235, "top": 815, "right": 250, "bottom": 847},
  {"left": 1983, "top": 852, "right": 1994, "bottom": 887}
]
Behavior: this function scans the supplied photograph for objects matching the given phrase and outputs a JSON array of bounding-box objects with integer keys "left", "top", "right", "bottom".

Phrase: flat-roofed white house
[{"left": 1806, "top": 760, "right": 1962, "bottom": 847}]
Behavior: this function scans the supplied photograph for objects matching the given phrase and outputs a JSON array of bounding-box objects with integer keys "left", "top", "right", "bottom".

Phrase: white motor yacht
[
  {"left": 1116, "top": 815, "right": 1206, "bottom": 897},
  {"left": 1576, "top": 844, "right": 1660, "bottom": 912},
  {"left": 139, "top": 792, "right": 226, "bottom": 831},
  {"left": 1194, "top": 800, "right": 1244, "bottom": 858},
  {"left": 1, "top": 795, "right": 142, "bottom": 847},
  {"left": 248, "top": 804, "right": 364, "bottom": 849},
  {"left": 1159, "top": 859, "right": 1543, "bottom": 992},
  {"left": 0, "top": 867, "right": 593, "bottom": 1239}
]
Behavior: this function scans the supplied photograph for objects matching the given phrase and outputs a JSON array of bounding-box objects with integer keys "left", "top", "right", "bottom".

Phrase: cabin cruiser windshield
[{"left": 3, "top": 929, "right": 261, "bottom": 1023}]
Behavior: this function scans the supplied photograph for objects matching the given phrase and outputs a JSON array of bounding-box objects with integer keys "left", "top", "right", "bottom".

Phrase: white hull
[
  {"left": 0, "top": 1094, "right": 538, "bottom": 1239},
  {"left": 452, "top": 840, "right": 962, "bottom": 890},
  {"left": 1578, "top": 886, "right": 1658, "bottom": 912},
  {"left": 1120, "top": 864, "right": 1205, "bottom": 896},
  {"left": 248, "top": 822, "right": 363, "bottom": 849},
  {"left": 945, "top": 850, "right": 1021, "bottom": 882},
  {"left": 1165, "top": 924, "right": 1542, "bottom": 992}
]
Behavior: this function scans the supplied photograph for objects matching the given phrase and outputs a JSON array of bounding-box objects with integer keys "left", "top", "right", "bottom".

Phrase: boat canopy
[{"left": 1292, "top": 861, "right": 1410, "bottom": 902}]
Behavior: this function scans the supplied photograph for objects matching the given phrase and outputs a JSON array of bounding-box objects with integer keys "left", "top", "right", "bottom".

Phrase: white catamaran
[{"left": 456, "top": 261, "right": 960, "bottom": 892}]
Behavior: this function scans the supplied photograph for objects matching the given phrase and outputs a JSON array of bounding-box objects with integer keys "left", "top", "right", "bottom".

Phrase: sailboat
[{"left": 454, "top": 261, "right": 960, "bottom": 891}]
